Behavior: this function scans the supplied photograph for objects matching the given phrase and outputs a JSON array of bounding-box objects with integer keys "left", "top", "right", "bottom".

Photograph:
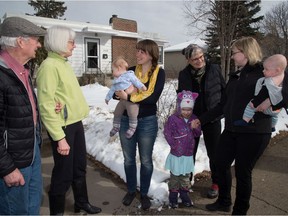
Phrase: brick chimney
[
  {"left": 110, "top": 14, "right": 137, "bottom": 32},
  {"left": 109, "top": 15, "right": 138, "bottom": 67}
]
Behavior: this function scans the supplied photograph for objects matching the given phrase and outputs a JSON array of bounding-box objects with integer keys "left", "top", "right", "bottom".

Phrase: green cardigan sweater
[{"left": 36, "top": 52, "right": 89, "bottom": 141}]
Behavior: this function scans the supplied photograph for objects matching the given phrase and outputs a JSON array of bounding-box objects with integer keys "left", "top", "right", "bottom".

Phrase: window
[{"left": 85, "top": 38, "right": 100, "bottom": 71}]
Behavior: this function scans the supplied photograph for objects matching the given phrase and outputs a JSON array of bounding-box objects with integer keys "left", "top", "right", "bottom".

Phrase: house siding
[
  {"left": 67, "top": 33, "right": 112, "bottom": 76},
  {"left": 164, "top": 51, "right": 187, "bottom": 78},
  {"left": 99, "top": 37, "right": 112, "bottom": 74},
  {"left": 69, "top": 35, "right": 83, "bottom": 77}
]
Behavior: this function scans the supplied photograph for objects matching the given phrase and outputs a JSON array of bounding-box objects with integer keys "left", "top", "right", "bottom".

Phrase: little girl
[{"left": 164, "top": 90, "right": 201, "bottom": 209}]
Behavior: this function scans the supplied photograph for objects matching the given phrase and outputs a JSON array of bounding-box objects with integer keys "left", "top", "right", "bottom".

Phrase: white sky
[
  {"left": 0, "top": 0, "right": 286, "bottom": 46},
  {"left": 80, "top": 81, "right": 288, "bottom": 207}
]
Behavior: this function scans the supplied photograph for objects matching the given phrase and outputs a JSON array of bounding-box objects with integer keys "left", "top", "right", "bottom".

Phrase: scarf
[
  {"left": 191, "top": 66, "right": 205, "bottom": 84},
  {"left": 130, "top": 64, "right": 160, "bottom": 103}
]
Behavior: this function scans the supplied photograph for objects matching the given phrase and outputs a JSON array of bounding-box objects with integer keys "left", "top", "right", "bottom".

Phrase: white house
[{"left": 1, "top": 13, "right": 167, "bottom": 78}]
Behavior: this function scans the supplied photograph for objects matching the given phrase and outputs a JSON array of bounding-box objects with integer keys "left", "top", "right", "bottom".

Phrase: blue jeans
[
  {"left": 120, "top": 115, "right": 158, "bottom": 196},
  {"left": 0, "top": 134, "right": 42, "bottom": 215}
]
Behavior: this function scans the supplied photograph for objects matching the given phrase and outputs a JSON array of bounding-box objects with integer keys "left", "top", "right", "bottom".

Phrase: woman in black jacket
[
  {"left": 177, "top": 44, "right": 226, "bottom": 199},
  {"left": 205, "top": 37, "right": 272, "bottom": 215}
]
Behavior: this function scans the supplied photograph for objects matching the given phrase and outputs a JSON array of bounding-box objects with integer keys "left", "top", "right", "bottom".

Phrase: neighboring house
[
  {"left": 1, "top": 13, "right": 167, "bottom": 78},
  {"left": 164, "top": 38, "right": 207, "bottom": 78}
]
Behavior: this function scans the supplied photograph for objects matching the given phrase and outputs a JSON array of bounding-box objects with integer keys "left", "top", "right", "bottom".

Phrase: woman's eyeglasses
[
  {"left": 190, "top": 55, "right": 204, "bottom": 62},
  {"left": 68, "top": 40, "right": 75, "bottom": 45},
  {"left": 231, "top": 51, "right": 242, "bottom": 56}
]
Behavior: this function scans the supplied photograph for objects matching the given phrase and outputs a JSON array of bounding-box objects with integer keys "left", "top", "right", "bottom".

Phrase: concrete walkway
[{"left": 40, "top": 134, "right": 288, "bottom": 215}]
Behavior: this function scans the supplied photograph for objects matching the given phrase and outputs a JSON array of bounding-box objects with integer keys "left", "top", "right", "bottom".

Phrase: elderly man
[{"left": 0, "top": 17, "right": 46, "bottom": 215}]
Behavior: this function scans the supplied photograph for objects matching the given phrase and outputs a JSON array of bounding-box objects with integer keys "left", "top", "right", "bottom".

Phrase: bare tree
[
  {"left": 183, "top": 0, "right": 263, "bottom": 80},
  {"left": 183, "top": 0, "right": 212, "bottom": 37},
  {"left": 261, "top": 1, "right": 288, "bottom": 57},
  {"left": 184, "top": 1, "right": 241, "bottom": 79},
  {"left": 211, "top": 1, "right": 242, "bottom": 80}
]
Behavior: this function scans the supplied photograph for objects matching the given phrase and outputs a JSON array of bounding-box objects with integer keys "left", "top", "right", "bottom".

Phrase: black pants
[
  {"left": 48, "top": 121, "right": 87, "bottom": 196},
  {"left": 216, "top": 130, "right": 271, "bottom": 215},
  {"left": 194, "top": 120, "right": 221, "bottom": 185}
]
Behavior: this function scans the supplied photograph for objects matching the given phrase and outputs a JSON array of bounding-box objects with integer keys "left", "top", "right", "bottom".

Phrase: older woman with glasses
[
  {"left": 177, "top": 44, "right": 226, "bottom": 199},
  {"left": 36, "top": 25, "right": 101, "bottom": 215}
]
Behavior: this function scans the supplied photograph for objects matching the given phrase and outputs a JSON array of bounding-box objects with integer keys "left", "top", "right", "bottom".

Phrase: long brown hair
[{"left": 136, "top": 39, "right": 159, "bottom": 77}]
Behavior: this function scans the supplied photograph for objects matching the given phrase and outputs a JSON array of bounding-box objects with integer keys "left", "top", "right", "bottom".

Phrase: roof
[
  {"left": 2, "top": 12, "right": 167, "bottom": 42},
  {"left": 164, "top": 38, "right": 207, "bottom": 52}
]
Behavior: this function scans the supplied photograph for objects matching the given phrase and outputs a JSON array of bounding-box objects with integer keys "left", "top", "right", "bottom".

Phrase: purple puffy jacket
[{"left": 164, "top": 113, "right": 201, "bottom": 157}]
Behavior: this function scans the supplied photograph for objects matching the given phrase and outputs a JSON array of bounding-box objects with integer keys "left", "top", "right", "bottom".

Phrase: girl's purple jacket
[{"left": 164, "top": 113, "right": 201, "bottom": 157}]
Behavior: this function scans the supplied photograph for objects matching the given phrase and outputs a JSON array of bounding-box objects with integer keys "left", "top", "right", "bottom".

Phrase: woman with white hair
[{"left": 36, "top": 25, "right": 101, "bottom": 215}]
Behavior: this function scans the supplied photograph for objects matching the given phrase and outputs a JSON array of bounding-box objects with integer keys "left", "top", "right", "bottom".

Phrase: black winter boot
[
  {"left": 206, "top": 199, "right": 231, "bottom": 212},
  {"left": 48, "top": 193, "right": 65, "bottom": 215},
  {"left": 168, "top": 190, "right": 179, "bottom": 209},
  {"left": 72, "top": 177, "right": 102, "bottom": 214},
  {"left": 179, "top": 188, "right": 193, "bottom": 207}
]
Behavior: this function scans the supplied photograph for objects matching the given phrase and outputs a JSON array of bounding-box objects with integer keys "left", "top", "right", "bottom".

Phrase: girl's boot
[
  {"left": 168, "top": 190, "right": 179, "bottom": 209},
  {"left": 179, "top": 188, "right": 193, "bottom": 207}
]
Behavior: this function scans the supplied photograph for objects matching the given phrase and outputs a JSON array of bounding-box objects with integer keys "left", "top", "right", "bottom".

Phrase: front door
[{"left": 85, "top": 38, "right": 100, "bottom": 73}]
